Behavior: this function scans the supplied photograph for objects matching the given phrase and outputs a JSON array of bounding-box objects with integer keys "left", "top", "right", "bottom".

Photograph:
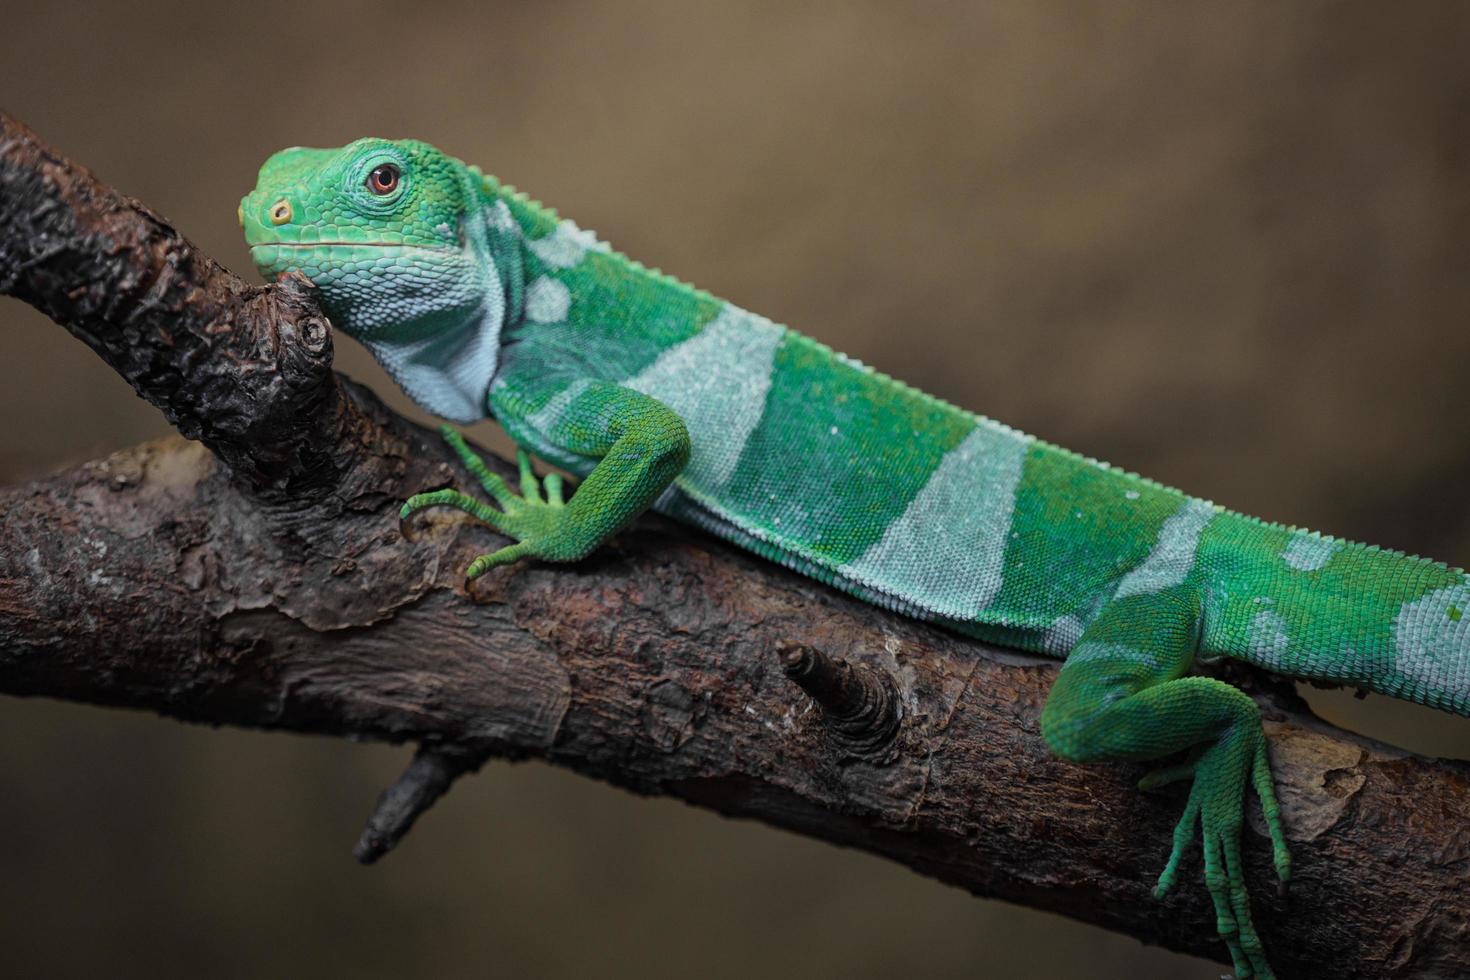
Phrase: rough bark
[{"left": 0, "top": 110, "right": 1466, "bottom": 979}]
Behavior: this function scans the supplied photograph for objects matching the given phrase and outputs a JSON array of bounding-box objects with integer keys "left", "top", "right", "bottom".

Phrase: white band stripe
[
  {"left": 625, "top": 304, "right": 784, "bottom": 490},
  {"left": 842, "top": 421, "right": 1032, "bottom": 619}
]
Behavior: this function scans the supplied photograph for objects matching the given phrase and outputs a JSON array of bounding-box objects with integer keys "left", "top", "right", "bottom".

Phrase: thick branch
[
  {"left": 1, "top": 112, "right": 1467, "bottom": 979},
  {"left": 0, "top": 111, "right": 373, "bottom": 498}
]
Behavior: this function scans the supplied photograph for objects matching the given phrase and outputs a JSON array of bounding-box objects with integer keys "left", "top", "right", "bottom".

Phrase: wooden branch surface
[{"left": 1, "top": 111, "right": 1466, "bottom": 979}]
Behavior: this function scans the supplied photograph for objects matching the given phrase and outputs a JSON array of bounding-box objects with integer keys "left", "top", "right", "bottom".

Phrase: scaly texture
[{"left": 240, "top": 138, "right": 1470, "bottom": 978}]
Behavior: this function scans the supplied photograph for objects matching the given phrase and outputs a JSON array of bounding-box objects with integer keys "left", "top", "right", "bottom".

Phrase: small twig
[{"left": 354, "top": 746, "right": 486, "bottom": 864}]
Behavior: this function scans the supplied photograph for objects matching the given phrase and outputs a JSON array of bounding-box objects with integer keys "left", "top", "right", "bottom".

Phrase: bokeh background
[{"left": 4, "top": 2, "right": 1470, "bottom": 977}]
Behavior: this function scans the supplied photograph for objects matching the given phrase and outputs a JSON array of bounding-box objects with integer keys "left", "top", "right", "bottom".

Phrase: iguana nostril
[
  {"left": 269, "top": 199, "right": 292, "bottom": 225},
  {"left": 236, "top": 202, "right": 244, "bottom": 228}
]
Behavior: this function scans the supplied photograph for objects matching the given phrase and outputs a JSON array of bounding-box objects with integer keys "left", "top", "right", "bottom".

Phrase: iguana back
[{"left": 486, "top": 181, "right": 1470, "bottom": 716}]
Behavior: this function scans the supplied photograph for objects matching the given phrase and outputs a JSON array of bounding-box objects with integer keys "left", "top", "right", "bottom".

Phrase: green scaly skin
[{"left": 242, "top": 138, "right": 1470, "bottom": 978}]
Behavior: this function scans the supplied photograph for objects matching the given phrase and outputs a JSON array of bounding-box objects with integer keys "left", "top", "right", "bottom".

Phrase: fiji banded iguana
[{"left": 240, "top": 137, "right": 1470, "bottom": 979}]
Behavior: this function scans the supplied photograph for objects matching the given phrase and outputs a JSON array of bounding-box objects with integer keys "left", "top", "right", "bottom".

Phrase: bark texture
[{"left": 0, "top": 111, "right": 1466, "bottom": 979}]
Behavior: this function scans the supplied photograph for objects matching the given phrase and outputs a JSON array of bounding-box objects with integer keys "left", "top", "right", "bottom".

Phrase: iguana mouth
[{"left": 249, "top": 241, "right": 456, "bottom": 251}]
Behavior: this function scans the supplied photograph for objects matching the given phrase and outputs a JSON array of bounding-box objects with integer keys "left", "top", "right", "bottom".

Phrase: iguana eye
[{"left": 367, "top": 164, "right": 400, "bottom": 195}]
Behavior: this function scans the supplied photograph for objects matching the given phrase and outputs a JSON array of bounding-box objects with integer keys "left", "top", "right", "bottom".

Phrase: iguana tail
[{"left": 1201, "top": 510, "right": 1470, "bottom": 716}]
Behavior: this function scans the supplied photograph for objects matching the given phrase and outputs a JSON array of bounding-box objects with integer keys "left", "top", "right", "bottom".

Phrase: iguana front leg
[
  {"left": 1040, "top": 586, "right": 1291, "bottom": 980},
  {"left": 402, "top": 382, "right": 691, "bottom": 581}
]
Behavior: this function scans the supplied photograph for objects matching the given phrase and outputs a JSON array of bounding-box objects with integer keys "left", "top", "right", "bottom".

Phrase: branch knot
[{"left": 778, "top": 641, "right": 901, "bottom": 754}]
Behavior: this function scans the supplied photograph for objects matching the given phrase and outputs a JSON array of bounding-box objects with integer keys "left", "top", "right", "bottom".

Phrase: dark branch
[{"left": 1, "top": 111, "right": 1467, "bottom": 980}]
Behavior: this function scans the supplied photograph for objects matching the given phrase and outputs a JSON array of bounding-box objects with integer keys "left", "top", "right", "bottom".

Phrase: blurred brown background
[{"left": 3, "top": 2, "right": 1470, "bottom": 978}]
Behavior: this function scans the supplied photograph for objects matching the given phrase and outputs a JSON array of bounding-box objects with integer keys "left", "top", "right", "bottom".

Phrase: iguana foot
[
  {"left": 1144, "top": 727, "right": 1290, "bottom": 980},
  {"left": 400, "top": 427, "right": 575, "bottom": 584}
]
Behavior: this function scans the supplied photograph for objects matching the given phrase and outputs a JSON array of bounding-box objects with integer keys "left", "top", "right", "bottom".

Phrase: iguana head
[{"left": 241, "top": 138, "right": 512, "bottom": 422}]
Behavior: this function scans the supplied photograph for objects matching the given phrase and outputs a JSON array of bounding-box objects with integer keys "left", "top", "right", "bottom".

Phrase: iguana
[{"left": 240, "top": 137, "right": 1470, "bottom": 979}]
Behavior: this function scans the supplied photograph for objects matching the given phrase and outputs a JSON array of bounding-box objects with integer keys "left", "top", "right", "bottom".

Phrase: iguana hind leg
[{"left": 1039, "top": 586, "right": 1289, "bottom": 980}]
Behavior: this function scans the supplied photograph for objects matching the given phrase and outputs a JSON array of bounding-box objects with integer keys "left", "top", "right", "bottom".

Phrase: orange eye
[{"left": 367, "top": 164, "right": 400, "bottom": 195}]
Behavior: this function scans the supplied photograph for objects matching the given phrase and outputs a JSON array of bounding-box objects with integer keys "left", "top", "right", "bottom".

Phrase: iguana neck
[{"left": 345, "top": 171, "right": 526, "bottom": 423}]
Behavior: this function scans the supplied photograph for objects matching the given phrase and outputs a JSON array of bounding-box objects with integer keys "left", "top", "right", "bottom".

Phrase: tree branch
[
  {"left": 0, "top": 110, "right": 1465, "bottom": 979},
  {"left": 0, "top": 111, "right": 373, "bottom": 498}
]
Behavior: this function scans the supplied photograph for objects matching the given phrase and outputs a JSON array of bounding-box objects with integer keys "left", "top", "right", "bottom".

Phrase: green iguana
[{"left": 240, "top": 137, "right": 1470, "bottom": 979}]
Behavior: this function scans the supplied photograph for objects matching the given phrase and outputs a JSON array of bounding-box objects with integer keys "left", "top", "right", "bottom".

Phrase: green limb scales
[
  {"left": 1040, "top": 587, "right": 1290, "bottom": 980},
  {"left": 402, "top": 388, "right": 691, "bottom": 583}
]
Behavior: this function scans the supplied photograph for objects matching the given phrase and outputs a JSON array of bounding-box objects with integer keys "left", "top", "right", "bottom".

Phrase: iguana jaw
[
  {"left": 246, "top": 240, "right": 458, "bottom": 285},
  {"left": 250, "top": 240, "right": 455, "bottom": 250}
]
